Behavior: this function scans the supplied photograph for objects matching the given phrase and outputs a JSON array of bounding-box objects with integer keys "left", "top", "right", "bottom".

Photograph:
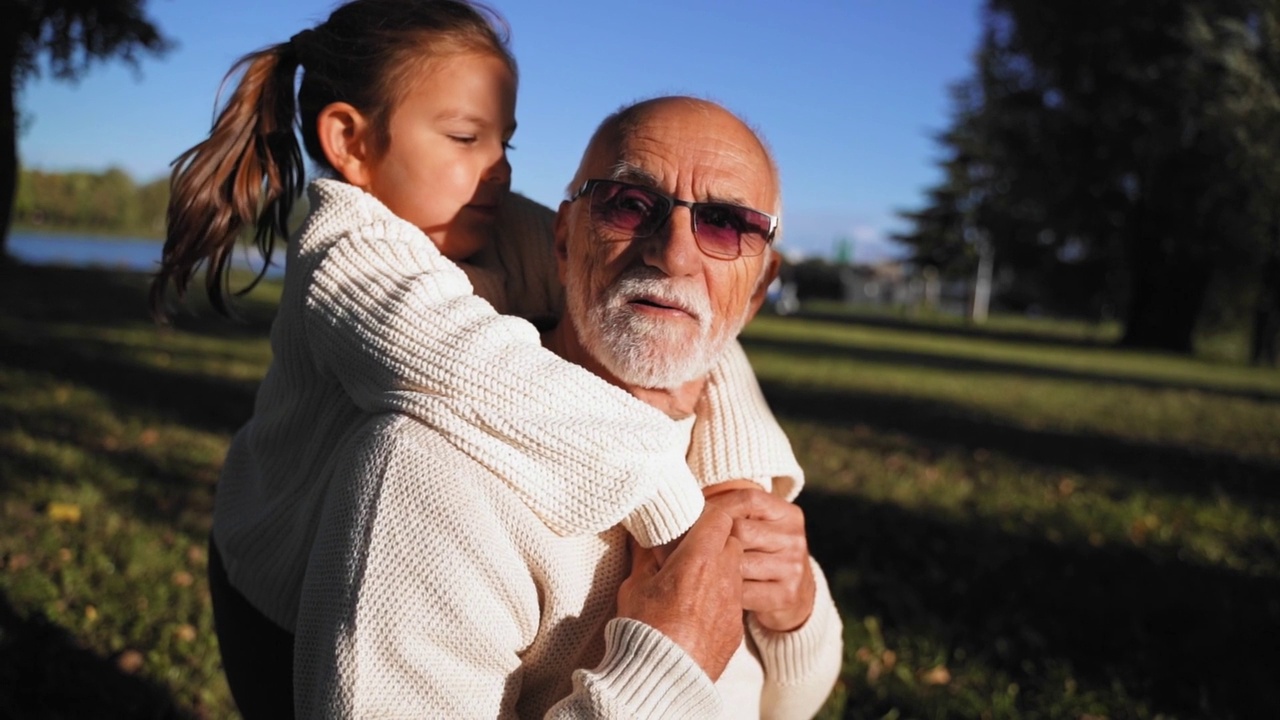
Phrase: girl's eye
[{"left": 448, "top": 135, "right": 477, "bottom": 145}]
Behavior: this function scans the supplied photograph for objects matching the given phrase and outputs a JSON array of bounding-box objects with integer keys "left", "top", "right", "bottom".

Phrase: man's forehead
[{"left": 604, "top": 126, "right": 775, "bottom": 206}]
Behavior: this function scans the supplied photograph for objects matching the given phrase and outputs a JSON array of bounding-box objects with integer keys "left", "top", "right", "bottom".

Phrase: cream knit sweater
[
  {"left": 213, "top": 179, "right": 806, "bottom": 632},
  {"left": 293, "top": 413, "right": 843, "bottom": 719}
]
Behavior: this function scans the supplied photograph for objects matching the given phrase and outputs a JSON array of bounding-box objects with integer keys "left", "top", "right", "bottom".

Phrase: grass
[{"left": 2, "top": 264, "right": 1278, "bottom": 719}]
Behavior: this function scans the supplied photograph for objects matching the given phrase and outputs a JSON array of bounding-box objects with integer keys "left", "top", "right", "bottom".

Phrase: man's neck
[{"left": 542, "top": 320, "right": 706, "bottom": 420}]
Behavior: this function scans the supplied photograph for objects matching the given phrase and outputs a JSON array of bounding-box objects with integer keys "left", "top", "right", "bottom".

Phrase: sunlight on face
[
  {"left": 363, "top": 52, "right": 516, "bottom": 260},
  {"left": 562, "top": 100, "right": 776, "bottom": 390}
]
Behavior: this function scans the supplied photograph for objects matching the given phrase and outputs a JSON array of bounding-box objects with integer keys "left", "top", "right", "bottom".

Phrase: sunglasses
[{"left": 569, "top": 179, "right": 778, "bottom": 260}]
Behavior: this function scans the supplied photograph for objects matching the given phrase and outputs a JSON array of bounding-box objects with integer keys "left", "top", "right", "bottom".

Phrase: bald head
[{"left": 569, "top": 97, "right": 781, "bottom": 218}]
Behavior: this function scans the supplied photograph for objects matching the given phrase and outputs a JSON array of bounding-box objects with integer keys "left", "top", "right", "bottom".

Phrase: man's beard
[{"left": 565, "top": 264, "right": 743, "bottom": 390}]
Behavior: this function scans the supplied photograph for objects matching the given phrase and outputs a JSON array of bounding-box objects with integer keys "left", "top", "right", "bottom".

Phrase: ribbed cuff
[
  {"left": 574, "top": 618, "right": 723, "bottom": 719},
  {"left": 621, "top": 462, "right": 705, "bottom": 548},
  {"left": 746, "top": 558, "right": 843, "bottom": 685}
]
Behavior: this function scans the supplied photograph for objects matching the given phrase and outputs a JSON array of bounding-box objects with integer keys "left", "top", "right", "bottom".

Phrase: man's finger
[
  {"left": 665, "top": 507, "right": 734, "bottom": 566},
  {"left": 704, "top": 487, "right": 793, "bottom": 522}
]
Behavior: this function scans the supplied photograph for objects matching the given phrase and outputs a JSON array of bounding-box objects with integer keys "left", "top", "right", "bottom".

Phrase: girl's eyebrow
[
  {"left": 432, "top": 111, "right": 517, "bottom": 136},
  {"left": 433, "top": 110, "right": 488, "bottom": 125}
]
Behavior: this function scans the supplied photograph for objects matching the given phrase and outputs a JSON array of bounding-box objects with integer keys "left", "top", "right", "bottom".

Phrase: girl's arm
[{"left": 298, "top": 179, "right": 702, "bottom": 548}]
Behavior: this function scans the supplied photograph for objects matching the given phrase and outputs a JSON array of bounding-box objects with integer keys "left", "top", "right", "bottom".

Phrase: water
[{"left": 7, "top": 231, "right": 284, "bottom": 277}]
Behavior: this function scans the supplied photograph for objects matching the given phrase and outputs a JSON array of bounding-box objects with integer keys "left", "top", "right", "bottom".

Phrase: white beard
[{"left": 565, "top": 264, "right": 744, "bottom": 390}]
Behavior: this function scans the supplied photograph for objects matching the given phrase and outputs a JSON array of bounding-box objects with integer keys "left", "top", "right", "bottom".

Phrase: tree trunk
[
  {"left": 1251, "top": 248, "right": 1280, "bottom": 367},
  {"left": 0, "top": 28, "right": 17, "bottom": 261},
  {"left": 1119, "top": 229, "right": 1211, "bottom": 354}
]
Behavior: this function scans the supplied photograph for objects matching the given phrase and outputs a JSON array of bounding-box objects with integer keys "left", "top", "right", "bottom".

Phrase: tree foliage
[
  {"left": 1, "top": 0, "right": 171, "bottom": 254},
  {"left": 11, "top": 166, "right": 310, "bottom": 240},
  {"left": 898, "top": 0, "right": 1280, "bottom": 356},
  {"left": 13, "top": 166, "right": 168, "bottom": 236}
]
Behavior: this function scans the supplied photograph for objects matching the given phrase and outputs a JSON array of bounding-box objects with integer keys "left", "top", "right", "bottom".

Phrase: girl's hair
[{"left": 150, "top": 0, "right": 515, "bottom": 319}]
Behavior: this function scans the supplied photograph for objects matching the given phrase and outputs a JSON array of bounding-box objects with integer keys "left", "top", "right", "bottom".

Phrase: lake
[{"left": 7, "top": 231, "right": 284, "bottom": 277}]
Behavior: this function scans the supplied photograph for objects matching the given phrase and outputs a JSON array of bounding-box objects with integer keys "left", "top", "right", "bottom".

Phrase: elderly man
[{"left": 294, "top": 97, "right": 843, "bottom": 718}]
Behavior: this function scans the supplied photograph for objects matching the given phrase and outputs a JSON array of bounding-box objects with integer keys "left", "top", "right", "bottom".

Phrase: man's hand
[
  {"left": 616, "top": 507, "right": 744, "bottom": 681},
  {"left": 704, "top": 486, "right": 815, "bottom": 633}
]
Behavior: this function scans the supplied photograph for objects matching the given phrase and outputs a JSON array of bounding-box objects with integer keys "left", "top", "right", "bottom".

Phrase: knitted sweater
[
  {"left": 213, "top": 180, "right": 806, "bottom": 632},
  {"left": 293, "top": 413, "right": 843, "bottom": 719}
]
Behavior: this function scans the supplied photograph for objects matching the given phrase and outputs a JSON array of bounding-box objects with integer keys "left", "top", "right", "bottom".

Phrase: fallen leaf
[
  {"left": 57, "top": 547, "right": 73, "bottom": 563},
  {"left": 138, "top": 429, "right": 160, "bottom": 447},
  {"left": 881, "top": 649, "right": 897, "bottom": 671},
  {"left": 175, "top": 624, "right": 197, "bottom": 643},
  {"left": 116, "top": 649, "right": 144, "bottom": 674},
  {"left": 172, "top": 570, "right": 194, "bottom": 588},
  {"left": 46, "top": 503, "right": 81, "bottom": 524},
  {"left": 85, "top": 605, "right": 98, "bottom": 622},
  {"left": 921, "top": 665, "right": 952, "bottom": 686},
  {"left": 6, "top": 553, "right": 31, "bottom": 571}
]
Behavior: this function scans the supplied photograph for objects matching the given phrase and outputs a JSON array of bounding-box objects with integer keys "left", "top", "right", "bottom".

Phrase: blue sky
[{"left": 17, "top": 0, "right": 984, "bottom": 261}]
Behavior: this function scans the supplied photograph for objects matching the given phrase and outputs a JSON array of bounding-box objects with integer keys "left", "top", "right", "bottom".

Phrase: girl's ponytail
[
  {"left": 150, "top": 1, "right": 516, "bottom": 320},
  {"left": 150, "top": 40, "right": 306, "bottom": 319}
]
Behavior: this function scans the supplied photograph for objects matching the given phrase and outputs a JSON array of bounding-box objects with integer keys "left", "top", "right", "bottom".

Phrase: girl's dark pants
[{"left": 207, "top": 535, "right": 296, "bottom": 719}]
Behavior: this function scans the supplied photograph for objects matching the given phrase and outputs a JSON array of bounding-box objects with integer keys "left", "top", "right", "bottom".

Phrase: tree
[
  {"left": 2, "top": 0, "right": 171, "bottom": 255},
  {"left": 898, "top": 0, "right": 1280, "bottom": 353}
]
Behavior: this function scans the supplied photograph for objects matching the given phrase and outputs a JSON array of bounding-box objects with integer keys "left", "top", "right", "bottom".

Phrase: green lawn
[{"left": 2, "top": 264, "right": 1277, "bottom": 719}]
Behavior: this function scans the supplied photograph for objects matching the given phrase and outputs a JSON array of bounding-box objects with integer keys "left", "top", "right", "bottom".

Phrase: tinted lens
[
  {"left": 693, "top": 204, "right": 772, "bottom": 258},
  {"left": 590, "top": 181, "right": 668, "bottom": 236}
]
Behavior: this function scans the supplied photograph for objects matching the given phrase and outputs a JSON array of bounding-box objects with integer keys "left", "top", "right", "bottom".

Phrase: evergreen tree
[{"left": 899, "top": 0, "right": 1280, "bottom": 352}]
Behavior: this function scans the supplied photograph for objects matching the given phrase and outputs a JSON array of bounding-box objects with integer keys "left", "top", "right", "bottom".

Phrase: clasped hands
[{"left": 615, "top": 482, "right": 816, "bottom": 680}]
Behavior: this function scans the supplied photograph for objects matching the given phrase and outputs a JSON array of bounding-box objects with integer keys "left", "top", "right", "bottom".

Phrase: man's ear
[
  {"left": 316, "top": 102, "right": 377, "bottom": 187},
  {"left": 746, "top": 249, "right": 783, "bottom": 322},
  {"left": 553, "top": 200, "right": 572, "bottom": 284}
]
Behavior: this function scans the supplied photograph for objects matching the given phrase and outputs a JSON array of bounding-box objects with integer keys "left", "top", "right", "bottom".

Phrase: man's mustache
[{"left": 605, "top": 268, "right": 712, "bottom": 325}]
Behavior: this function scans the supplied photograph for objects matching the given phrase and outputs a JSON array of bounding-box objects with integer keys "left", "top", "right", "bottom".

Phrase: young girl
[{"left": 152, "top": 0, "right": 803, "bottom": 715}]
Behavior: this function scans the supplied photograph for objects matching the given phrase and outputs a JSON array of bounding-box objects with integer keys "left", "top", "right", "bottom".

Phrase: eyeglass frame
[{"left": 567, "top": 178, "right": 779, "bottom": 260}]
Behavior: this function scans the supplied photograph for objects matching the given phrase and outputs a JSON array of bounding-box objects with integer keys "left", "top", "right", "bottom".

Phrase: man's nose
[{"left": 641, "top": 207, "right": 701, "bottom": 277}]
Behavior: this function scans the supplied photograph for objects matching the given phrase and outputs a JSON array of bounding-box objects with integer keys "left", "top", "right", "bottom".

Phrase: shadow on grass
[
  {"left": 760, "top": 379, "right": 1280, "bottom": 506},
  {"left": 0, "top": 264, "right": 277, "bottom": 340},
  {"left": 800, "top": 488, "right": 1280, "bottom": 719},
  {"left": 0, "top": 590, "right": 191, "bottom": 720},
  {"left": 2, "top": 323, "right": 260, "bottom": 437},
  {"left": 743, "top": 335, "right": 1280, "bottom": 405},
  {"left": 791, "top": 308, "right": 1116, "bottom": 351}
]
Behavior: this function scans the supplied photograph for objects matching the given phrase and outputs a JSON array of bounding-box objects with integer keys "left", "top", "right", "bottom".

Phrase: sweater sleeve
[
  {"left": 298, "top": 181, "right": 702, "bottom": 547},
  {"left": 689, "top": 339, "right": 805, "bottom": 500},
  {"left": 547, "top": 619, "right": 722, "bottom": 719},
  {"left": 748, "top": 557, "right": 844, "bottom": 720},
  {"left": 293, "top": 416, "right": 720, "bottom": 719}
]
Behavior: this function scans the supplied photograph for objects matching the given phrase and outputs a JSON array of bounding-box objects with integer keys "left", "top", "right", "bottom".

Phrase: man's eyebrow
[
  {"left": 607, "top": 162, "right": 657, "bottom": 185},
  {"left": 607, "top": 162, "right": 755, "bottom": 207}
]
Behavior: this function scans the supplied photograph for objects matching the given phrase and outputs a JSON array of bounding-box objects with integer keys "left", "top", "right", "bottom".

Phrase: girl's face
[{"left": 363, "top": 52, "right": 517, "bottom": 261}]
